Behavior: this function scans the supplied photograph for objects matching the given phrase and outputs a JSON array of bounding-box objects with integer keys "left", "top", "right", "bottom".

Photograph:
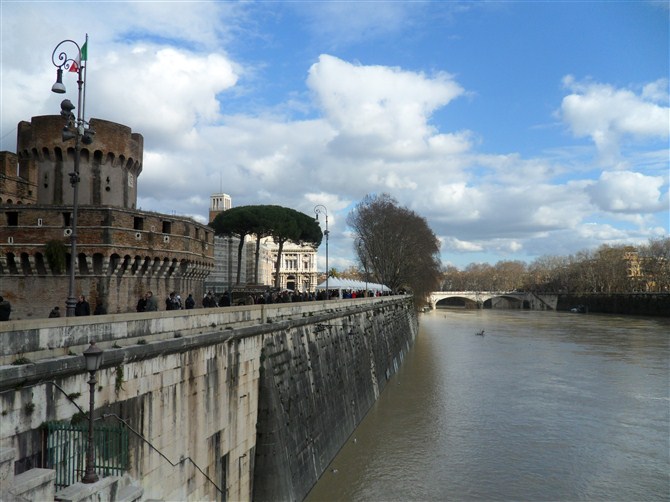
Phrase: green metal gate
[{"left": 42, "top": 421, "right": 129, "bottom": 489}]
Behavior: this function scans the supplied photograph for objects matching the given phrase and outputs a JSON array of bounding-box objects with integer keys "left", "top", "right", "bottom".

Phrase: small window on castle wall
[
  {"left": 63, "top": 212, "right": 71, "bottom": 227},
  {"left": 162, "top": 221, "right": 172, "bottom": 234},
  {"left": 7, "top": 212, "right": 18, "bottom": 226},
  {"left": 134, "top": 217, "right": 144, "bottom": 230}
]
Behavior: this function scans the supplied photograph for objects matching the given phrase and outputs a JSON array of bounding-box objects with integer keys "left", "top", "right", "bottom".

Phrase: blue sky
[{"left": 1, "top": 1, "right": 668, "bottom": 271}]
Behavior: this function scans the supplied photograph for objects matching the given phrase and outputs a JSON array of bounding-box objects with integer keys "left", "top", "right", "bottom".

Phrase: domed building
[{"left": 0, "top": 115, "right": 213, "bottom": 319}]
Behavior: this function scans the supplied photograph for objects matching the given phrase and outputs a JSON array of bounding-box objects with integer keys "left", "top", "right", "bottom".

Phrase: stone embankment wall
[
  {"left": 253, "top": 299, "right": 417, "bottom": 501},
  {"left": 0, "top": 296, "right": 417, "bottom": 501},
  {"left": 556, "top": 293, "right": 670, "bottom": 316}
]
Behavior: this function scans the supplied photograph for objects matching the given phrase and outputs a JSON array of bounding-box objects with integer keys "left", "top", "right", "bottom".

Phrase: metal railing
[{"left": 42, "top": 421, "right": 129, "bottom": 489}]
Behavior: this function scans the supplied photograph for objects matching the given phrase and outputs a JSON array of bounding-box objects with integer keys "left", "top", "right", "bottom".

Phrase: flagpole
[{"left": 81, "top": 34, "right": 88, "bottom": 123}]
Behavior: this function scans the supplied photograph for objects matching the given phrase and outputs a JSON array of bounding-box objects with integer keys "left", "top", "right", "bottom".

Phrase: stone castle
[{"left": 0, "top": 115, "right": 213, "bottom": 319}]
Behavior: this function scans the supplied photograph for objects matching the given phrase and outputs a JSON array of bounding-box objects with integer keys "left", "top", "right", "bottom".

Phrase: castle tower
[
  {"left": 17, "top": 116, "right": 143, "bottom": 209},
  {"left": 0, "top": 115, "right": 213, "bottom": 319}
]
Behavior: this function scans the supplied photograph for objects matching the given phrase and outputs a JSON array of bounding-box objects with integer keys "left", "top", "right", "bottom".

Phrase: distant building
[
  {"left": 262, "top": 236, "right": 318, "bottom": 292},
  {"left": 0, "top": 115, "right": 213, "bottom": 319},
  {"left": 209, "top": 193, "right": 231, "bottom": 222},
  {"left": 206, "top": 194, "right": 317, "bottom": 293}
]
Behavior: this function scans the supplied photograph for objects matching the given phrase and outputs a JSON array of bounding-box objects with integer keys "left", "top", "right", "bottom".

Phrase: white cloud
[
  {"left": 307, "top": 55, "right": 465, "bottom": 159},
  {"left": 586, "top": 171, "right": 667, "bottom": 214},
  {"left": 560, "top": 76, "right": 670, "bottom": 165},
  {"left": 295, "top": 2, "right": 423, "bottom": 48},
  {"left": 91, "top": 46, "right": 238, "bottom": 150},
  {"left": 443, "top": 237, "right": 484, "bottom": 252},
  {"left": 642, "top": 79, "right": 670, "bottom": 103}
]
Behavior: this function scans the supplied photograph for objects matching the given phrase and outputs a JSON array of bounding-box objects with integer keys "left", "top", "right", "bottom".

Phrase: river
[{"left": 305, "top": 309, "right": 670, "bottom": 501}]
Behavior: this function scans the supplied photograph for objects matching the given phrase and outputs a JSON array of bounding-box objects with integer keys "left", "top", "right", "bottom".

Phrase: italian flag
[{"left": 68, "top": 39, "right": 88, "bottom": 72}]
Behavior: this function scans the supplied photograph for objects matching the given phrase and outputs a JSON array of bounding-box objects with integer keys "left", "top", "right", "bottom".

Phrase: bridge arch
[{"left": 428, "top": 291, "right": 528, "bottom": 310}]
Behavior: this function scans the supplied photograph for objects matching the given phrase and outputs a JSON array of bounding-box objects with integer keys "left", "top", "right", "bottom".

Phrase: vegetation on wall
[
  {"left": 44, "top": 239, "right": 67, "bottom": 274},
  {"left": 115, "top": 364, "right": 125, "bottom": 394}
]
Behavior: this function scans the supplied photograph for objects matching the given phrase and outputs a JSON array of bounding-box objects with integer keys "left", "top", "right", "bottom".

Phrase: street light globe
[
  {"left": 51, "top": 69, "right": 66, "bottom": 94},
  {"left": 83, "top": 342, "right": 103, "bottom": 372}
]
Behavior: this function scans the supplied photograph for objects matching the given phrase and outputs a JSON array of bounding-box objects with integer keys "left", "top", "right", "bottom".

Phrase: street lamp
[
  {"left": 314, "top": 205, "right": 329, "bottom": 299},
  {"left": 51, "top": 35, "right": 94, "bottom": 317},
  {"left": 82, "top": 341, "right": 103, "bottom": 484}
]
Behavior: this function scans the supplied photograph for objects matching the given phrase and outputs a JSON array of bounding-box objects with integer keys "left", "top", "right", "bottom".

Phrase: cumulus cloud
[
  {"left": 560, "top": 76, "right": 670, "bottom": 165},
  {"left": 443, "top": 237, "right": 484, "bottom": 253},
  {"left": 586, "top": 171, "right": 667, "bottom": 214},
  {"left": 307, "top": 55, "right": 465, "bottom": 158},
  {"left": 91, "top": 46, "right": 238, "bottom": 150}
]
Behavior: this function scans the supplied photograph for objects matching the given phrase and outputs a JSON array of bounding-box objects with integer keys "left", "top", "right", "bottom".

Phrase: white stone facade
[{"left": 261, "top": 237, "right": 318, "bottom": 292}]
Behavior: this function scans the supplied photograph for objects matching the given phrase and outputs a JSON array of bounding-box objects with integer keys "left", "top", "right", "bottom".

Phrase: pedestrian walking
[{"left": 75, "top": 295, "right": 90, "bottom": 316}]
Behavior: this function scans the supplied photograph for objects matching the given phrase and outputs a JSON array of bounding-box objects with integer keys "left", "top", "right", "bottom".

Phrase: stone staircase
[{"left": 0, "top": 448, "right": 143, "bottom": 502}]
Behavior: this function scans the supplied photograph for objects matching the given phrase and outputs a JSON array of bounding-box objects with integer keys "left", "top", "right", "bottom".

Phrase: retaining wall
[
  {"left": 0, "top": 296, "right": 417, "bottom": 501},
  {"left": 556, "top": 293, "right": 670, "bottom": 316}
]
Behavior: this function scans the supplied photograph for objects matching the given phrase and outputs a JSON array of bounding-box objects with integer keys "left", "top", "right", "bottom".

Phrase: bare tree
[
  {"left": 639, "top": 237, "right": 670, "bottom": 292},
  {"left": 348, "top": 193, "right": 441, "bottom": 301}
]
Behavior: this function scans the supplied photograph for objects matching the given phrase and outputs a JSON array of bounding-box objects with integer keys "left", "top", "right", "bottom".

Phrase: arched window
[
  {"left": 78, "top": 253, "right": 89, "bottom": 274},
  {"left": 6, "top": 253, "right": 19, "bottom": 274},
  {"left": 93, "top": 253, "right": 104, "bottom": 275},
  {"left": 108, "top": 254, "right": 121, "bottom": 274},
  {"left": 20, "top": 253, "right": 32, "bottom": 275},
  {"left": 35, "top": 253, "right": 47, "bottom": 275}
]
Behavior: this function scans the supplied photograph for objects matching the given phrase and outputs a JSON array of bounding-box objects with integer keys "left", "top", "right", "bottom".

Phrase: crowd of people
[
  {"left": 132, "top": 288, "right": 393, "bottom": 312},
  {"left": 0, "top": 287, "right": 389, "bottom": 321},
  {"left": 136, "top": 291, "right": 197, "bottom": 312}
]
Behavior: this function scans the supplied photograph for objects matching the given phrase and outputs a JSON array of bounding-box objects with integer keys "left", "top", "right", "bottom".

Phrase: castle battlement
[
  {"left": 16, "top": 115, "right": 143, "bottom": 209},
  {"left": 0, "top": 115, "right": 213, "bottom": 319}
]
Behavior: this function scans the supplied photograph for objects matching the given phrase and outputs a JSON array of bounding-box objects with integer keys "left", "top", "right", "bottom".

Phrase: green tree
[
  {"left": 210, "top": 205, "right": 323, "bottom": 288},
  {"left": 266, "top": 206, "right": 323, "bottom": 288},
  {"left": 210, "top": 206, "right": 261, "bottom": 285}
]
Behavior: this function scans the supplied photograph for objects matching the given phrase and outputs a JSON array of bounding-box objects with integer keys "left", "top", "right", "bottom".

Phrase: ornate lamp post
[
  {"left": 314, "top": 205, "right": 329, "bottom": 299},
  {"left": 51, "top": 35, "right": 94, "bottom": 317},
  {"left": 82, "top": 341, "right": 103, "bottom": 483}
]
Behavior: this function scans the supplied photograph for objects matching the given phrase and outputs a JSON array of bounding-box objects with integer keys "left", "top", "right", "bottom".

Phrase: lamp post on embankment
[
  {"left": 50, "top": 35, "right": 94, "bottom": 317},
  {"left": 82, "top": 342, "right": 103, "bottom": 483}
]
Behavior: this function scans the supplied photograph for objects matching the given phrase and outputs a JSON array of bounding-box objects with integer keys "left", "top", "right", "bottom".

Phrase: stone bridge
[{"left": 428, "top": 291, "right": 558, "bottom": 310}]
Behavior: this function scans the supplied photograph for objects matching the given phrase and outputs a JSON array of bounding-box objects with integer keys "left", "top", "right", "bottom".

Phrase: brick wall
[{"left": 0, "top": 205, "right": 213, "bottom": 318}]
